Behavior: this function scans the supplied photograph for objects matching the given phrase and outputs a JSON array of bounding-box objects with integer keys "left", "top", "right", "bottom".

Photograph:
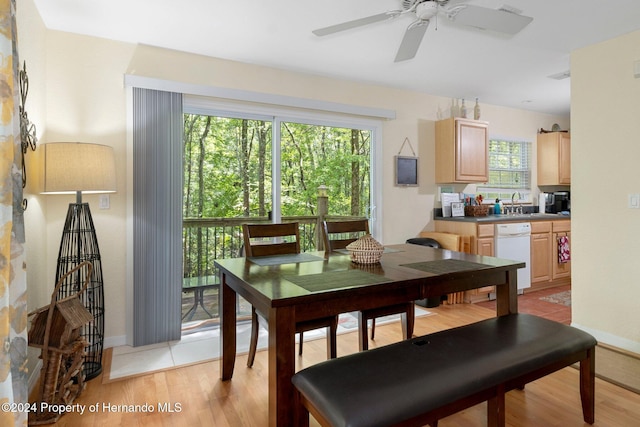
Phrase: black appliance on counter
[{"left": 545, "top": 191, "right": 570, "bottom": 213}]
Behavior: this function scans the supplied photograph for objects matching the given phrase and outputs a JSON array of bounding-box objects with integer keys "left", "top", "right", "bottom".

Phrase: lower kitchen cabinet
[
  {"left": 435, "top": 218, "right": 571, "bottom": 299},
  {"left": 530, "top": 220, "right": 571, "bottom": 291},
  {"left": 531, "top": 221, "right": 552, "bottom": 285},
  {"left": 476, "top": 224, "right": 495, "bottom": 256}
]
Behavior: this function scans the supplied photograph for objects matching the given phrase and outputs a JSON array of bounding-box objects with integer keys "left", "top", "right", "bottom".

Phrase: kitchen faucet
[
  {"left": 511, "top": 192, "right": 520, "bottom": 204},
  {"left": 509, "top": 192, "right": 522, "bottom": 215}
]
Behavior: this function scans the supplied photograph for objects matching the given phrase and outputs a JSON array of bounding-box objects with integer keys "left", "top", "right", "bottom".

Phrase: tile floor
[
  {"left": 106, "top": 287, "right": 570, "bottom": 382},
  {"left": 475, "top": 284, "right": 571, "bottom": 325},
  {"left": 106, "top": 321, "right": 262, "bottom": 381}
]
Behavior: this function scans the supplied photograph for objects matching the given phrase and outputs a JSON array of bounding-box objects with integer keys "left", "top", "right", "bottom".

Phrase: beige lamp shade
[{"left": 43, "top": 142, "right": 116, "bottom": 194}]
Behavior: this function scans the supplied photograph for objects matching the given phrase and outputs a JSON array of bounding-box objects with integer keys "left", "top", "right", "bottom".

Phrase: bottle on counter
[{"left": 494, "top": 198, "right": 501, "bottom": 215}]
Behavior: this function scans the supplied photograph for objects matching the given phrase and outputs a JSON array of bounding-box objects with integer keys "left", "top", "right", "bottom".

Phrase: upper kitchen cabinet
[
  {"left": 435, "top": 118, "right": 488, "bottom": 183},
  {"left": 537, "top": 132, "right": 571, "bottom": 185}
]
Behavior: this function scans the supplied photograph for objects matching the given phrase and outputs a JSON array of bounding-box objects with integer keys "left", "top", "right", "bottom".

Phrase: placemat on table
[
  {"left": 334, "top": 247, "right": 402, "bottom": 255},
  {"left": 248, "top": 253, "right": 324, "bottom": 266},
  {"left": 285, "top": 270, "right": 390, "bottom": 292},
  {"left": 400, "top": 259, "right": 490, "bottom": 274}
]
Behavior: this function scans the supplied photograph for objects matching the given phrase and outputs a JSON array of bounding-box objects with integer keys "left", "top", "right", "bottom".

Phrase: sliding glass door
[{"left": 181, "top": 100, "right": 379, "bottom": 326}]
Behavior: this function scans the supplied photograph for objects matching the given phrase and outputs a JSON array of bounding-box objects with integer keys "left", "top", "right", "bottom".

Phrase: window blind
[
  {"left": 478, "top": 139, "right": 531, "bottom": 201},
  {"left": 132, "top": 88, "right": 183, "bottom": 346}
]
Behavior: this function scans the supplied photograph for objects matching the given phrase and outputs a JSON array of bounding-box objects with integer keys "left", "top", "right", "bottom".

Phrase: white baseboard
[
  {"left": 28, "top": 360, "right": 42, "bottom": 396},
  {"left": 572, "top": 322, "right": 640, "bottom": 355},
  {"left": 104, "top": 334, "right": 127, "bottom": 349}
]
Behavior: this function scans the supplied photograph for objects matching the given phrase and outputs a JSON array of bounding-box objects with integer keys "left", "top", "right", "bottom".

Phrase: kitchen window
[{"left": 478, "top": 139, "right": 531, "bottom": 202}]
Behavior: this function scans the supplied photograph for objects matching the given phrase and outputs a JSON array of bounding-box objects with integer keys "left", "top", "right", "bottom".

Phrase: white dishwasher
[{"left": 494, "top": 222, "right": 531, "bottom": 294}]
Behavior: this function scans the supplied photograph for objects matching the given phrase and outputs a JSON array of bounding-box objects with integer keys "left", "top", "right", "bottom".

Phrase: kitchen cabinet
[
  {"left": 435, "top": 217, "right": 571, "bottom": 298},
  {"left": 537, "top": 132, "right": 571, "bottom": 185},
  {"left": 530, "top": 221, "right": 552, "bottom": 285},
  {"left": 530, "top": 219, "right": 571, "bottom": 290},
  {"left": 435, "top": 118, "right": 488, "bottom": 183},
  {"left": 476, "top": 223, "right": 495, "bottom": 257}
]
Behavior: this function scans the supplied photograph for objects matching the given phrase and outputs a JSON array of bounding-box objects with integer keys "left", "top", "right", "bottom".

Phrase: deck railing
[{"left": 182, "top": 214, "right": 366, "bottom": 281}]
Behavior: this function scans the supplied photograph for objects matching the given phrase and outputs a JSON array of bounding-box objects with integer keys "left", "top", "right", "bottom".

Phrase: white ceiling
[{"left": 32, "top": 0, "right": 640, "bottom": 116}]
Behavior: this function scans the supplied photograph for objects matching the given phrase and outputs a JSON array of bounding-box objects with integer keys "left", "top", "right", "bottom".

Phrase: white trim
[
  {"left": 272, "top": 117, "right": 282, "bottom": 223},
  {"left": 28, "top": 360, "right": 42, "bottom": 396},
  {"left": 571, "top": 322, "right": 640, "bottom": 354},
  {"left": 105, "top": 334, "right": 128, "bottom": 349},
  {"left": 124, "top": 74, "right": 396, "bottom": 120}
]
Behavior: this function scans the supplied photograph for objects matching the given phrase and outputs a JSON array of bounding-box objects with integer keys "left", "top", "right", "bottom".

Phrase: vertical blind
[{"left": 132, "top": 88, "right": 183, "bottom": 346}]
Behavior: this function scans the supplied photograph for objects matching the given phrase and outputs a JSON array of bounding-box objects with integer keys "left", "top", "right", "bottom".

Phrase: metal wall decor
[{"left": 19, "top": 61, "right": 37, "bottom": 210}]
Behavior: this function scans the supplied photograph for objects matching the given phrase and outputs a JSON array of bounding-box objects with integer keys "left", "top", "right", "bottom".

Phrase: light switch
[
  {"left": 99, "top": 194, "right": 110, "bottom": 209},
  {"left": 628, "top": 194, "right": 640, "bottom": 209}
]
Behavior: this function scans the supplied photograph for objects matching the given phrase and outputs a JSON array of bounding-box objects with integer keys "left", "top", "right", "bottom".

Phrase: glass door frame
[{"left": 183, "top": 96, "right": 383, "bottom": 237}]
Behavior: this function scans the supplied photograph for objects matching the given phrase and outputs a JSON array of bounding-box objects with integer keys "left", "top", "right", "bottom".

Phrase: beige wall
[
  {"left": 20, "top": 0, "right": 588, "bottom": 371},
  {"left": 17, "top": 0, "right": 49, "bottom": 384},
  {"left": 571, "top": 30, "right": 640, "bottom": 352}
]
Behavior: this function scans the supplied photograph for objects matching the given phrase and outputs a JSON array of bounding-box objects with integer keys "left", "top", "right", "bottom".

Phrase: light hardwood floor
[{"left": 40, "top": 303, "right": 640, "bottom": 426}]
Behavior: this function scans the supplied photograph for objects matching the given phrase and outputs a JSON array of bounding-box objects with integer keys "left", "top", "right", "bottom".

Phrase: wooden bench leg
[
  {"left": 294, "top": 396, "right": 310, "bottom": 427},
  {"left": 580, "top": 347, "right": 596, "bottom": 424},
  {"left": 487, "top": 385, "right": 506, "bottom": 427}
]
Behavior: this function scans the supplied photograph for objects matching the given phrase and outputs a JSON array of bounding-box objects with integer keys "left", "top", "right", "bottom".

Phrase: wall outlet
[{"left": 628, "top": 194, "right": 640, "bottom": 209}]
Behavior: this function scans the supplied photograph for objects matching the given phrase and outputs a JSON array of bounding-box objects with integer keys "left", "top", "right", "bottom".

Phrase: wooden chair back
[
  {"left": 418, "top": 231, "right": 464, "bottom": 252},
  {"left": 418, "top": 231, "right": 469, "bottom": 304},
  {"left": 322, "top": 219, "right": 370, "bottom": 252},
  {"left": 242, "top": 222, "right": 301, "bottom": 257}
]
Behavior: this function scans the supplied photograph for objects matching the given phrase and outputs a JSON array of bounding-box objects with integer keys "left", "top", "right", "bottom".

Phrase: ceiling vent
[{"left": 548, "top": 70, "right": 571, "bottom": 80}]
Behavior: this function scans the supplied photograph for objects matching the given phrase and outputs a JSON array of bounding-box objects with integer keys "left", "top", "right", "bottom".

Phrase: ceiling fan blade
[
  {"left": 449, "top": 5, "right": 533, "bottom": 35},
  {"left": 394, "top": 20, "right": 430, "bottom": 62},
  {"left": 313, "top": 11, "right": 400, "bottom": 36}
]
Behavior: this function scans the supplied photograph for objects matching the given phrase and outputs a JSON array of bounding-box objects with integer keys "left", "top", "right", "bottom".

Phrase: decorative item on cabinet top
[
  {"left": 539, "top": 126, "right": 569, "bottom": 133},
  {"left": 473, "top": 98, "right": 481, "bottom": 120}
]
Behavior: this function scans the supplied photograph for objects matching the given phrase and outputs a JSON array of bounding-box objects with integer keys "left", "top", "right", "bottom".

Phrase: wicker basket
[
  {"left": 464, "top": 205, "right": 490, "bottom": 217},
  {"left": 346, "top": 234, "right": 384, "bottom": 264}
]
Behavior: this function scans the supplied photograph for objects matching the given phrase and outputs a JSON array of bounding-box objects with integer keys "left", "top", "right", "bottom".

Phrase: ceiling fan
[{"left": 312, "top": 0, "right": 533, "bottom": 62}]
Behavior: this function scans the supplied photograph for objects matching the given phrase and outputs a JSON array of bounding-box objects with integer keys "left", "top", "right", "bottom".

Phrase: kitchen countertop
[{"left": 435, "top": 212, "right": 571, "bottom": 223}]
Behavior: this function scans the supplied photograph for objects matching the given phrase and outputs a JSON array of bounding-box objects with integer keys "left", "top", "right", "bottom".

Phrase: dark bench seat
[{"left": 292, "top": 313, "right": 597, "bottom": 427}]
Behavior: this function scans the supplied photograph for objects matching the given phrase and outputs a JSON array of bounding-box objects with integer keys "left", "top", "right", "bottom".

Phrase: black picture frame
[{"left": 395, "top": 156, "right": 418, "bottom": 186}]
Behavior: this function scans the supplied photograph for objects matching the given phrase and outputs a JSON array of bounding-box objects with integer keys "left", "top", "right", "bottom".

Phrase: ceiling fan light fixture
[{"left": 416, "top": 2, "right": 439, "bottom": 20}]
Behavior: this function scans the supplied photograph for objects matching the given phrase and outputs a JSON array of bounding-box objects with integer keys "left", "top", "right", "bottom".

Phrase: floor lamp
[{"left": 42, "top": 142, "right": 116, "bottom": 380}]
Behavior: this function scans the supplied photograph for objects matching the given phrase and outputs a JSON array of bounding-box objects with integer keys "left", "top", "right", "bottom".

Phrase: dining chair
[
  {"left": 322, "top": 219, "right": 414, "bottom": 351},
  {"left": 242, "top": 222, "right": 338, "bottom": 367},
  {"left": 417, "top": 231, "right": 466, "bottom": 304}
]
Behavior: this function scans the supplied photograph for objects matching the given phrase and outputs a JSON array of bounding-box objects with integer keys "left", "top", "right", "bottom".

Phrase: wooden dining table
[{"left": 215, "top": 243, "right": 525, "bottom": 427}]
